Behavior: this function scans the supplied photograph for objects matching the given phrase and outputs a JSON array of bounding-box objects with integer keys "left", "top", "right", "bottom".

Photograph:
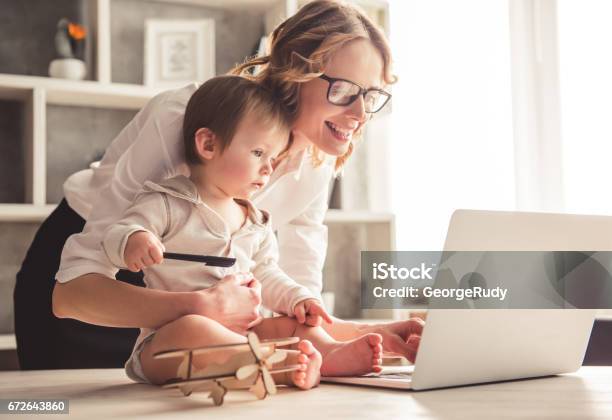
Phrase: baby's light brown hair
[{"left": 183, "top": 75, "right": 293, "bottom": 165}]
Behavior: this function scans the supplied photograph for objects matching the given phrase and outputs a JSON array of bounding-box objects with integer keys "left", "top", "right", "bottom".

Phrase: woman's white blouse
[{"left": 55, "top": 84, "right": 334, "bottom": 297}]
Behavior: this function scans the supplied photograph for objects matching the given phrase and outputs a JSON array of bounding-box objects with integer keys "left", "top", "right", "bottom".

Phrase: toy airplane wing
[
  {"left": 153, "top": 336, "right": 299, "bottom": 359},
  {"left": 156, "top": 333, "right": 301, "bottom": 406},
  {"left": 162, "top": 373, "right": 237, "bottom": 389}
]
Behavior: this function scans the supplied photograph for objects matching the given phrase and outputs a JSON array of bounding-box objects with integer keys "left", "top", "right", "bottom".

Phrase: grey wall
[
  {"left": 0, "top": 0, "right": 93, "bottom": 79},
  {"left": 324, "top": 224, "right": 368, "bottom": 318},
  {"left": 0, "top": 100, "right": 25, "bottom": 203},
  {"left": 46, "top": 105, "right": 137, "bottom": 203},
  {"left": 0, "top": 223, "right": 40, "bottom": 334},
  {"left": 110, "top": 0, "right": 265, "bottom": 84}
]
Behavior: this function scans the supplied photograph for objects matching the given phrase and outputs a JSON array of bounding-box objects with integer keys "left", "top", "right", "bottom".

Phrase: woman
[{"left": 15, "top": 0, "right": 423, "bottom": 370}]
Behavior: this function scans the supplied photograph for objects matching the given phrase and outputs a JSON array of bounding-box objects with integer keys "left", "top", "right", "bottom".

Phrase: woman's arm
[
  {"left": 271, "top": 163, "right": 424, "bottom": 360},
  {"left": 52, "top": 273, "right": 195, "bottom": 329},
  {"left": 276, "top": 185, "right": 330, "bottom": 296},
  {"left": 56, "top": 86, "right": 192, "bottom": 285},
  {"left": 322, "top": 316, "right": 425, "bottom": 363},
  {"left": 253, "top": 224, "right": 316, "bottom": 316},
  {"left": 52, "top": 272, "right": 263, "bottom": 333}
]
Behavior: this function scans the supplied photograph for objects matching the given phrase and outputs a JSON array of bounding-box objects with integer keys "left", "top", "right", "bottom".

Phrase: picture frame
[{"left": 144, "top": 19, "right": 215, "bottom": 88}]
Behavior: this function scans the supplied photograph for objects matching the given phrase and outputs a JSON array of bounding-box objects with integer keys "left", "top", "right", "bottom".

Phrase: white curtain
[{"left": 558, "top": 0, "right": 612, "bottom": 216}]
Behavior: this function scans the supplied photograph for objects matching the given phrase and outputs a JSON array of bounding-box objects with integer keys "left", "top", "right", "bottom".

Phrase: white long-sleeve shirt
[
  {"left": 102, "top": 175, "right": 315, "bottom": 315},
  {"left": 56, "top": 84, "right": 334, "bottom": 298}
]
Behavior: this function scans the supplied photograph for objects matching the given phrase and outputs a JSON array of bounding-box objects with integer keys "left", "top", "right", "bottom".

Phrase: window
[
  {"left": 388, "top": 0, "right": 515, "bottom": 249},
  {"left": 558, "top": 0, "right": 612, "bottom": 215}
]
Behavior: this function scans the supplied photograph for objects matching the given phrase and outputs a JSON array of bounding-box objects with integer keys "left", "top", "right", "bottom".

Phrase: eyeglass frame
[{"left": 319, "top": 74, "right": 391, "bottom": 113}]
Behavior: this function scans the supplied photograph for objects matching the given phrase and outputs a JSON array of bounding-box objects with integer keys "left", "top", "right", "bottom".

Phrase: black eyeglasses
[{"left": 319, "top": 74, "right": 391, "bottom": 113}]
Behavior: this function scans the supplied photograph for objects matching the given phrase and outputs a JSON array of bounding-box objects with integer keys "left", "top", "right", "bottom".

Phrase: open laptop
[{"left": 322, "top": 209, "right": 604, "bottom": 390}]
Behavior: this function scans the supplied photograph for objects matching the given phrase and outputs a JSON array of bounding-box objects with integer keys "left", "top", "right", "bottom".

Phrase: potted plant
[{"left": 48, "top": 18, "right": 87, "bottom": 80}]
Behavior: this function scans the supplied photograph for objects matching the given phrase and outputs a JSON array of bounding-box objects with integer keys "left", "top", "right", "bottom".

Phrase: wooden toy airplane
[{"left": 153, "top": 332, "right": 300, "bottom": 406}]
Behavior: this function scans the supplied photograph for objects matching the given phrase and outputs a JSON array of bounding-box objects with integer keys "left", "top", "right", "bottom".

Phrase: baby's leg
[
  {"left": 140, "top": 314, "right": 247, "bottom": 385},
  {"left": 253, "top": 317, "right": 383, "bottom": 378},
  {"left": 139, "top": 314, "right": 317, "bottom": 389}
]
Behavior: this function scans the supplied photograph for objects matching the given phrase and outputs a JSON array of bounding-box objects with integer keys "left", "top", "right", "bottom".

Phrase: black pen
[{"left": 163, "top": 252, "right": 236, "bottom": 267}]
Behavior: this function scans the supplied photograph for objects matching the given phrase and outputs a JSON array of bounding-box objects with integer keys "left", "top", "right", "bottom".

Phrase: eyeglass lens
[{"left": 328, "top": 79, "right": 388, "bottom": 112}]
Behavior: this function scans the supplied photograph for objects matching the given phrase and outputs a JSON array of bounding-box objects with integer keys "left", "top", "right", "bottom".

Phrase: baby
[{"left": 102, "top": 75, "right": 383, "bottom": 390}]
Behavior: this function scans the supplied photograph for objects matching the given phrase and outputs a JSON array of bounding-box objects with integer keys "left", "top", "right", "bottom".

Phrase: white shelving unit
[
  {"left": 325, "top": 210, "right": 396, "bottom": 252},
  {"left": 0, "top": 334, "right": 16, "bottom": 351},
  {"left": 0, "top": 0, "right": 395, "bottom": 334},
  {"left": 0, "top": 0, "right": 389, "bottom": 222},
  {"left": 0, "top": 74, "right": 163, "bottom": 219},
  {"left": 0, "top": 74, "right": 163, "bottom": 109}
]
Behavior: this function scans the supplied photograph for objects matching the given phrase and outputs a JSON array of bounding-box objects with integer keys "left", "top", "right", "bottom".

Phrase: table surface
[{"left": 1, "top": 367, "right": 611, "bottom": 420}]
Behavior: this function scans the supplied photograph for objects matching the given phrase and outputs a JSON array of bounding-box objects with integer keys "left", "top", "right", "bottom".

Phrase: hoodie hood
[{"left": 142, "top": 175, "right": 269, "bottom": 228}]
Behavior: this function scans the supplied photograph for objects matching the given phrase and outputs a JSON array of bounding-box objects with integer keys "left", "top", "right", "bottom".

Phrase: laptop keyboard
[
  {"left": 362, "top": 366, "right": 415, "bottom": 379},
  {"left": 377, "top": 371, "right": 413, "bottom": 379}
]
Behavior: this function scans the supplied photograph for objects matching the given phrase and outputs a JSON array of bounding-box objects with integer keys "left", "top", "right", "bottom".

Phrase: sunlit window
[{"left": 388, "top": 0, "right": 515, "bottom": 249}]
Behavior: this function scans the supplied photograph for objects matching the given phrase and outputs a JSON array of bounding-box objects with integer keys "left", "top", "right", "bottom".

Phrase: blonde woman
[{"left": 15, "top": 0, "right": 423, "bottom": 370}]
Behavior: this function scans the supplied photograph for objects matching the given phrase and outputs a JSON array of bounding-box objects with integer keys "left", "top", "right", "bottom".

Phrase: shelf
[
  {"left": 0, "top": 74, "right": 163, "bottom": 110},
  {"left": 0, "top": 334, "right": 16, "bottom": 351},
  {"left": 152, "top": 0, "right": 388, "bottom": 12},
  {"left": 0, "top": 205, "right": 57, "bottom": 222},
  {"left": 154, "top": 0, "right": 285, "bottom": 10}
]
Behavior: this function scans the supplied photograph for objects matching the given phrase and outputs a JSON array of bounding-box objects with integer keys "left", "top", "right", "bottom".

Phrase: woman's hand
[
  {"left": 371, "top": 318, "right": 425, "bottom": 363},
  {"left": 294, "top": 298, "right": 333, "bottom": 327},
  {"left": 191, "top": 273, "right": 263, "bottom": 335},
  {"left": 123, "top": 231, "right": 165, "bottom": 272}
]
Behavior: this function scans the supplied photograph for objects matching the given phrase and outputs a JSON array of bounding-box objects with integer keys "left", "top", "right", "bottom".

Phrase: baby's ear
[{"left": 194, "top": 127, "right": 217, "bottom": 161}]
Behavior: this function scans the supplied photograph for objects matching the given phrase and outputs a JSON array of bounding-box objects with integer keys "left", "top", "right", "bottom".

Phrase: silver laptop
[{"left": 322, "top": 209, "right": 602, "bottom": 390}]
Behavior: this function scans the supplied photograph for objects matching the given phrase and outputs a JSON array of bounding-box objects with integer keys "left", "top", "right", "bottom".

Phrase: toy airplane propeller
[
  {"left": 154, "top": 333, "right": 300, "bottom": 406},
  {"left": 236, "top": 332, "right": 289, "bottom": 397}
]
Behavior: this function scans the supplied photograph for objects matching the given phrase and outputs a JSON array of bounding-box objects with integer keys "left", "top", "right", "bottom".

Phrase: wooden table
[{"left": 1, "top": 367, "right": 611, "bottom": 419}]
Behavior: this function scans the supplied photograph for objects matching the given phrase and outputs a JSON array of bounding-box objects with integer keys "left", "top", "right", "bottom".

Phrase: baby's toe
[
  {"left": 366, "top": 333, "right": 383, "bottom": 346},
  {"left": 298, "top": 339, "right": 316, "bottom": 355},
  {"left": 407, "top": 335, "right": 421, "bottom": 347}
]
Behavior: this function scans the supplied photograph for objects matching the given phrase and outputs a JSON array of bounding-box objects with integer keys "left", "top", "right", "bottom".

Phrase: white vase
[{"left": 48, "top": 58, "right": 87, "bottom": 80}]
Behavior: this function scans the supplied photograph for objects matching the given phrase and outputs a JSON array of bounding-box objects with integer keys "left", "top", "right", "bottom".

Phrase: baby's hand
[
  {"left": 294, "top": 298, "right": 333, "bottom": 327},
  {"left": 124, "top": 231, "right": 165, "bottom": 272}
]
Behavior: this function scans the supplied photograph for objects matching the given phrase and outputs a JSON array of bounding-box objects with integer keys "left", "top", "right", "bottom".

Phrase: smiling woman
[
  {"left": 16, "top": 0, "right": 424, "bottom": 372},
  {"left": 232, "top": 1, "right": 396, "bottom": 171},
  {"left": 292, "top": 39, "right": 386, "bottom": 157}
]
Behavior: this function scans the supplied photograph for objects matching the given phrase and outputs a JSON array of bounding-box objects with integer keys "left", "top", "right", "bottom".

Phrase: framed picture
[{"left": 144, "top": 19, "right": 215, "bottom": 88}]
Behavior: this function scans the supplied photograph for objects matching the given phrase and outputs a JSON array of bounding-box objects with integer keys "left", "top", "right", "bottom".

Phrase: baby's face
[{"left": 213, "top": 112, "right": 289, "bottom": 199}]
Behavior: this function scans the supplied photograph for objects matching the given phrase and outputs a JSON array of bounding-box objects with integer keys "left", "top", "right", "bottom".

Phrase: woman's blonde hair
[{"left": 231, "top": 0, "right": 396, "bottom": 171}]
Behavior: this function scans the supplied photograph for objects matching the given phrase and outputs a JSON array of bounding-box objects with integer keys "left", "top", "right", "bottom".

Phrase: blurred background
[
  {"left": 0, "top": 0, "right": 611, "bottom": 364},
  {"left": 389, "top": 0, "right": 612, "bottom": 250}
]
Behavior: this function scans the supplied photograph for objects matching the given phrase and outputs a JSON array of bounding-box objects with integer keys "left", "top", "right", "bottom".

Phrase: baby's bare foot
[
  {"left": 320, "top": 333, "right": 383, "bottom": 377},
  {"left": 271, "top": 340, "right": 321, "bottom": 390},
  {"left": 291, "top": 340, "right": 322, "bottom": 390}
]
